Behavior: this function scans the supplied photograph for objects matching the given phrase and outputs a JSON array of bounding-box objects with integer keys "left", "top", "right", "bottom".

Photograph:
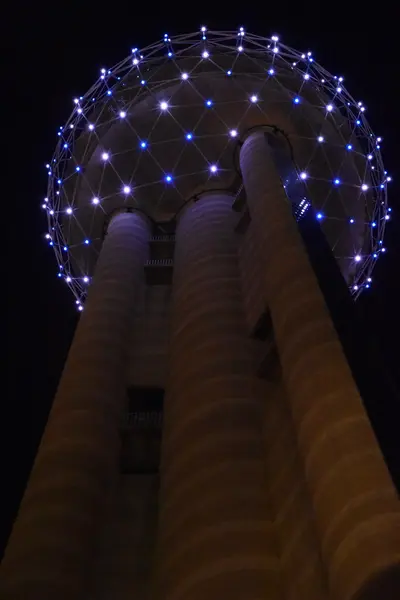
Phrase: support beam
[
  {"left": 0, "top": 211, "right": 150, "bottom": 600},
  {"left": 240, "top": 130, "right": 400, "bottom": 600},
  {"left": 156, "top": 192, "right": 282, "bottom": 600}
]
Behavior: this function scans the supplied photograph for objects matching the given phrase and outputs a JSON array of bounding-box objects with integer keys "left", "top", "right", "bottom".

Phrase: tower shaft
[
  {"left": 240, "top": 131, "right": 400, "bottom": 600},
  {"left": 156, "top": 192, "right": 281, "bottom": 600},
  {"left": 0, "top": 211, "right": 150, "bottom": 599}
]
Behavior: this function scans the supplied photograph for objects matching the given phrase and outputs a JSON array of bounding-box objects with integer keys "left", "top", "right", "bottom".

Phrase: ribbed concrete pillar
[
  {"left": 0, "top": 211, "right": 150, "bottom": 600},
  {"left": 240, "top": 130, "right": 400, "bottom": 600},
  {"left": 157, "top": 192, "right": 281, "bottom": 600}
]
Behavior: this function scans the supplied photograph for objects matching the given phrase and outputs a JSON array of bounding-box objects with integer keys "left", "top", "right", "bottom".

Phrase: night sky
[{"left": 4, "top": 1, "right": 399, "bottom": 557}]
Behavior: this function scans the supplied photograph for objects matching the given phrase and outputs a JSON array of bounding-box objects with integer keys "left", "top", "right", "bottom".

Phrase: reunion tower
[{"left": 1, "top": 27, "right": 399, "bottom": 600}]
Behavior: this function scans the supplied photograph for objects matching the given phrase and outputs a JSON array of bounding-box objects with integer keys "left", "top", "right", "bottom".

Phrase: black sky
[{"left": 4, "top": 1, "right": 399, "bottom": 556}]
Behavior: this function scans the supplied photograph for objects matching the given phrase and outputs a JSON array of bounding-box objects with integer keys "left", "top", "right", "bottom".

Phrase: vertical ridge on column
[
  {"left": 156, "top": 193, "right": 282, "bottom": 600},
  {"left": 240, "top": 131, "right": 400, "bottom": 600},
  {"left": 0, "top": 211, "right": 150, "bottom": 600}
]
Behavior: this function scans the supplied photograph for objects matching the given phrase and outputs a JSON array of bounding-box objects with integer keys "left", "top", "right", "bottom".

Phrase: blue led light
[
  {"left": 165, "top": 174, "right": 173, "bottom": 183},
  {"left": 206, "top": 99, "right": 213, "bottom": 107},
  {"left": 346, "top": 144, "right": 353, "bottom": 151},
  {"left": 75, "top": 166, "right": 81, "bottom": 172},
  {"left": 140, "top": 141, "right": 147, "bottom": 149},
  {"left": 333, "top": 178, "right": 341, "bottom": 185},
  {"left": 186, "top": 133, "right": 193, "bottom": 140},
  {"left": 316, "top": 212, "right": 323, "bottom": 220},
  {"left": 84, "top": 239, "right": 90, "bottom": 245},
  {"left": 371, "top": 222, "right": 377, "bottom": 227},
  {"left": 107, "top": 90, "right": 112, "bottom": 96},
  {"left": 227, "top": 70, "right": 232, "bottom": 75},
  {"left": 293, "top": 96, "right": 300, "bottom": 104},
  {"left": 349, "top": 218, "right": 355, "bottom": 223}
]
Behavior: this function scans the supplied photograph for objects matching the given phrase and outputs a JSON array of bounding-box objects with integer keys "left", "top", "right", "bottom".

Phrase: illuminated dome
[{"left": 43, "top": 28, "right": 392, "bottom": 309}]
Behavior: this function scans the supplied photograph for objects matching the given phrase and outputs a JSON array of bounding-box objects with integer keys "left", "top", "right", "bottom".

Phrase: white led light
[
  {"left": 304, "top": 73, "right": 310, "bottom": 80},
  {"left": 181, "top": 72, "right": 189, "bottom": 80},
  {"left": 101, "top": 152, "right": 110, "bottom": 161},
  {"left": 337, "top": 87, "right": 342, "bottom": 93},
  {"left": 271, "top": 35, "right": 279, "bottom": 42},
  {"left": 78, "top": 305, "right": 84, "bottom": 311},
  {"left": 272, "top": 46, "right": 279, "bottom": 53},
  {"left": 387, "top": 176, "right": 392, "bottom": 182},
  {"left": 268, "top": 68, "right": 275, "bottom": 75},
  {"left": 123, "top": 185, "right": 131, "bottom": 194},
  {"left": 73, "top": 98, "right": 79, "bottom": 104},
  {"left": 361, "top": 183, "right": 369, "bottom": 191},
  {"left": 317, "top": 135, "right": 324, "bottom": 142},
  {"left": 66, "top": 207, "right": 73, "bottom": 215},
  {"left": 299, "top": 171, "right": 308, "bottom": 180},
  {"left": 101, "top": 68, "right": 106, "bottom": 74},
  {"left": 202, "top": 50, "right": 209, "bottom": 59},
  {"left": 367, "top": 154, "right": 373, "bottom": 160},
  {"left": 201, "top": 26, "right": 206, "bottom": 32},
  {"left": 160, "top": 100, "right": 169, "bottom": 111},
  {"left": 354, "top": 254, "right": 362, "bottom": 262},
  {"left": 133, "top": 57, "right": 139, "bottom": 65},
  {"left": 326, "top": 104, "right": 333, "bottom": 112},
  {"left": 250, "top": 94, "right": 258, "bottom": 103},
  {"left": 238, "top": 46, "right": 243, "bottom": 52},
  {"left": 92, "top": 197, "right": 100, "bottom": 205},
  {"left": 66, "top": 276, "right": 72, "bottom": 283},
  {"left": 83, "top": 276, "right": 89, "bottom": 283},
  {"left": 119, "top": 111, "right": 126, "bottom": 118},
  {"left": 230, "top": 129, "right": 238, "bottom": 137},
  {"left": 209, "top": 164, "right": 218, "bottom": 173}
]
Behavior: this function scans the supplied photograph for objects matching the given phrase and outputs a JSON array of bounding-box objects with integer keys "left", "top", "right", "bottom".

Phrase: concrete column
[
  {"left": 240, "top": 130, "right": 400, "bottom": 600},
  {"left": 0, "top": 211, "right": 150, "bottom": 600},
  {"left": 156, "top": 192, "right": 281, "bottom": 600}
]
